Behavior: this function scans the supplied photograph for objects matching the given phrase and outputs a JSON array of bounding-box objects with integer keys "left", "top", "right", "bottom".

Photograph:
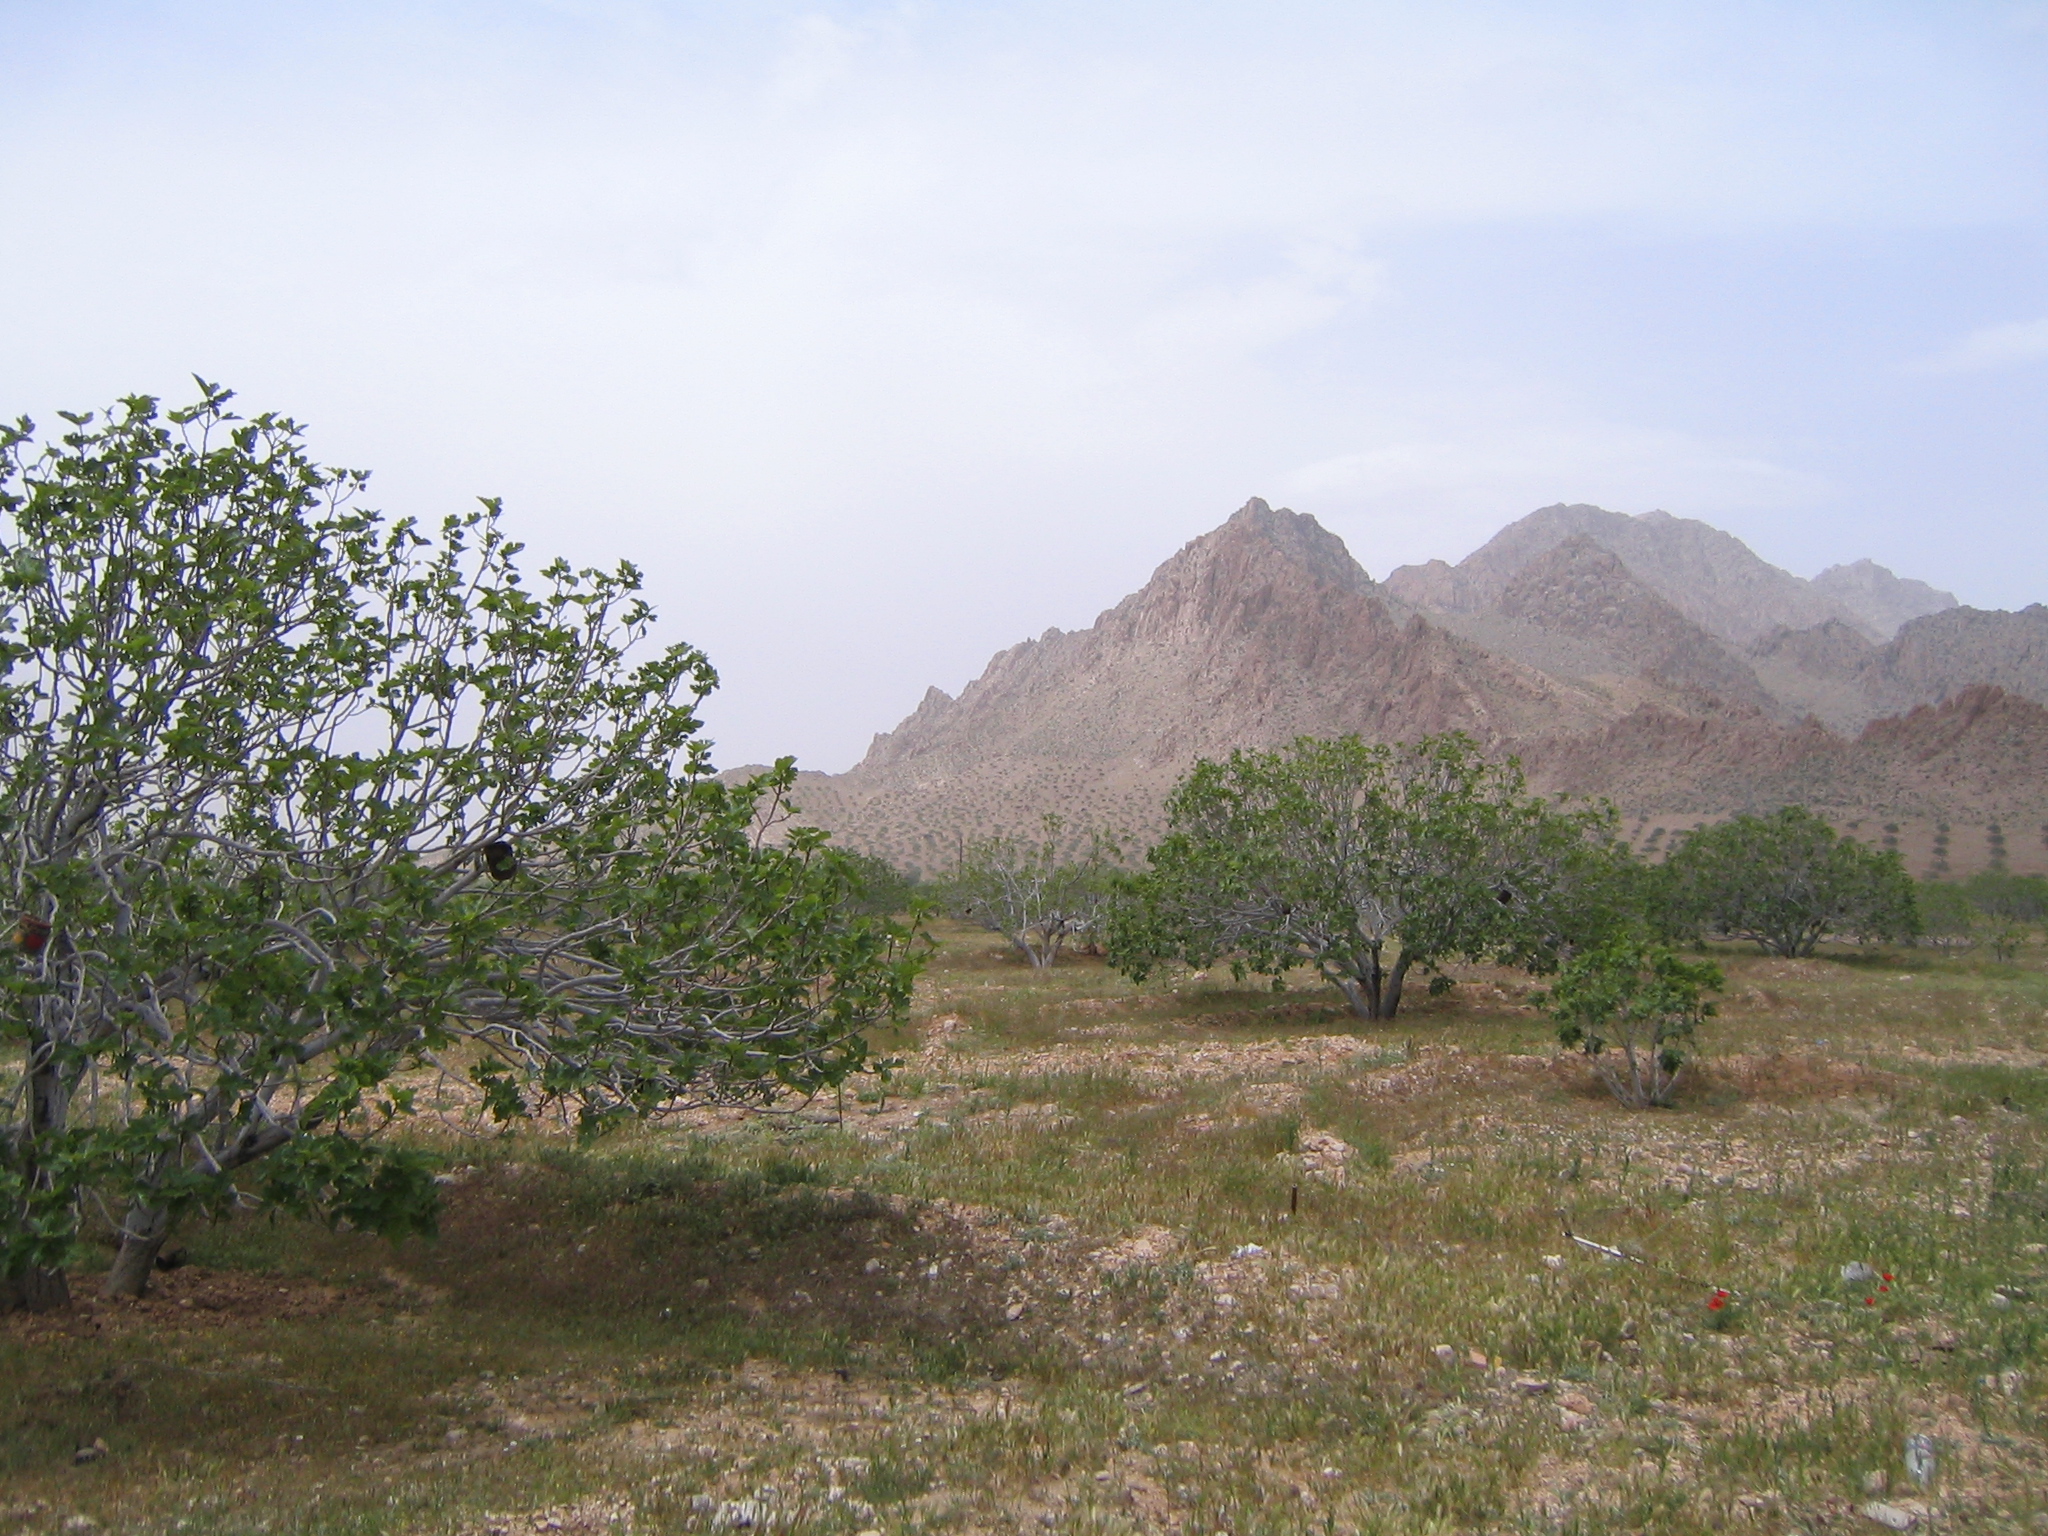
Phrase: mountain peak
[
  {"left": 788, "top": 497, "right": 2042, "bottom": 874},
  {"left": 1201, "top": 498, "right": 1375, "bottom": 590},
  {"left": 1811, "top": 558, "right": 1957, "bottom": 638},
  {"left": 1390, "top": 502, "right": 1866, "bottom": 644}
]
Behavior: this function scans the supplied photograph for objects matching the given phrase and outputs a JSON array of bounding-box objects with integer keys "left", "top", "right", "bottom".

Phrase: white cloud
[{"left": 1918, "top": 316, "right": 2048, "bottom": 373}]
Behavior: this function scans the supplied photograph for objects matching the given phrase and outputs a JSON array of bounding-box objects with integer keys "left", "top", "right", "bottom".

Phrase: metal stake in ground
[{"left": 1559, "top": 1215, "right": 1737, "bottom": 1300}]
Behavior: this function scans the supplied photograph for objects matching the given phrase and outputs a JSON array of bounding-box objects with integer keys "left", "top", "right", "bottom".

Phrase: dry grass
[{"left": 6, "top": 920, "right": 2048, "bottom": 1534}]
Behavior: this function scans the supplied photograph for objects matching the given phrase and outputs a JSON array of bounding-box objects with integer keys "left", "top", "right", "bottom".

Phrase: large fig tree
[
  {"left": 1658, "top": 806, "right": 1917, "bottom": 956},
  {"left": 1109, "top": 733, "right": 1623, "bottom": 1019},
  {"left": 0, "top": 385, "right": 920, "bottom": 1310}
]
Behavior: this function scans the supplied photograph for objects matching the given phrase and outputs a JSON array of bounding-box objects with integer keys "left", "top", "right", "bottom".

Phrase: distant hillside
[
  {"left": 1384, "top": 502, "right": 1952, "bottom": 644},
  {"left": 1812, "top": 559, "right": 1959, "bottom": 639},
  {"left": 1747, "top": 604, "right": 2048, "bottom": 733},
  {"left": 779, "top": 499, "right": 2041, "bottom": 879}
]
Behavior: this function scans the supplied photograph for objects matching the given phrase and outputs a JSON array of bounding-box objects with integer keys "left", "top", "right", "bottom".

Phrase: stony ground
[{"left": 5, "top": 923, "right": 2047, "bottom": 1534}]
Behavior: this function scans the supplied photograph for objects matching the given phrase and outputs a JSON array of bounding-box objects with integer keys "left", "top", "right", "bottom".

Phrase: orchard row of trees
[
  {"left": 1918, "top": 871, "right": 2048, "bottom": 959},
  {"left": 935, "top": 741, "right": 1921, "bottom": 1020},
  {"left": 2, "top": 390, "right": 922, "bottom": 1311},
  {"left": 925, "top": 740, "right": 1926, "bottom": 1110}
]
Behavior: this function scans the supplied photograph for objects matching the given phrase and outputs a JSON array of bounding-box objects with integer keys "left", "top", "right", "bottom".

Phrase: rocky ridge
[
  {"left": 1384, "top": 502, "right": 1951, "bottom": 643},
  {"left": 781, "top": 500, "right": 2045, "bottom": 877}
]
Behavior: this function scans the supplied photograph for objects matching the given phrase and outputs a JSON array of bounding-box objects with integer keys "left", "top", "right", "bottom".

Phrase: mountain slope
[
  {"left": 798, "top": 499, "right": 1618, "bottom": 868},
  {"left": 1746, "top": 604, "right": 2048, "bottom": 733},
  {"left": 1812, "top": 559, "right": 1958, "bottom": 638},
  {"left": 1521, "top": 685, "right": 2048, "bottom": 822},
  {"left": 1384, "top": 502, "right": 1950, "bottom": 645},
  {"left": 1488, "top": 536, "right": 1783, "bottom": 716},
  {"left": 780, "top": 499, "right": 2040, "bottom": 877}
]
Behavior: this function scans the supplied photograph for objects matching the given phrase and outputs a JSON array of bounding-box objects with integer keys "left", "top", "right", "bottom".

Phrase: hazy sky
[{"left": 5, "top": 2, "right": 2046, "bottom": 770}]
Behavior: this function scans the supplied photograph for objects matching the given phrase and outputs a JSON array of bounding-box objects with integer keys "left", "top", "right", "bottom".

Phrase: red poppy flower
[
  {"left": 1881, "top": 1272, "right": 1894, "bottom": 1282},
  {"left": 1865, "top": 1296, "right": 1877, "bottom": 1306},
  {"left": 1708, "top": 1295, "right": 1726, "bottom": 1310},
  {"left": 1879, "top": 1285, "right": 1889, "bottom": 1293}
]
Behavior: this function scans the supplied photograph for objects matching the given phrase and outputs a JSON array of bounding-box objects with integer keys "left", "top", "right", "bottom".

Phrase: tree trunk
[
  {"left": 0, "top": 1265, "right": 71, "bottom": 1312},
  {"left": 1333, "top": 945, "right": 1399, "bottom": 1019},
  {"left": 104, "top": 1205, "right": 173, "bottom": 1300},
  {"left": 3, "top": 1028, "right": 76, "bottom": 1311},
  {"left": 1376, "top": 950, "right": 1415, "bottom": 1020},
  {"left": 1332, "top": 975, "right": 1371, "bottom": 1018}
]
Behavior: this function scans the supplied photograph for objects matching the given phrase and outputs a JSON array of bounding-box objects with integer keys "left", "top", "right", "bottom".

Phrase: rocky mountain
[
  {"left": 1520, "top": 684, "right": 2048, "bottom": 822},
  {"left": 789, "top": 500, "right": 1615, "bottom": 872},
  {"left": 1384, "top": 502, "right": 1952, "bottom": 643},
  {"left": 1747, "top": 604, "right": 2048, "bottom": 734},
  {"left": 1442, "top": 535, "right": 1786, "bottom": 719},
  {"left": 782, "top": 499, "right": 2042, "bottom": 878},
  {"left": 1812, "top": 559, "right": 1958, "bottom": 639}
]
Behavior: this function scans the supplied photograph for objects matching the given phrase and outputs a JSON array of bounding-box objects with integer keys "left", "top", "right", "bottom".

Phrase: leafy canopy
[
  {"left": 1544, "top": 939, "right": 1722, "bottom": 1109},
  {"left": 0, "top": 385, "right": 922, "bottom": 1305},
  {"left": 1108, "top": 733, "right": 1626, "bottom": 1020},
  {"left": 1659, "top": 806, "right": 1917, "bottom": 957}
]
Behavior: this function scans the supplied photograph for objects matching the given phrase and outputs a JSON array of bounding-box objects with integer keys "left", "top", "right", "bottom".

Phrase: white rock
[
  {"left": 1861, "top": 1502, "right": 1919, "bottom": 1531},
  {"left": 1296, "top": 1129, "right": 1355, "bottom": 1184},
  {"left": 1842, "top": 1262, "right": 1879, "bottom": 1285}
]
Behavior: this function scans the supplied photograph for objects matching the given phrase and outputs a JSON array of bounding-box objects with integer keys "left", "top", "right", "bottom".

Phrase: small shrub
[{"left": 1542, "top": 939, "right": 1722, "bottom": 1108}]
